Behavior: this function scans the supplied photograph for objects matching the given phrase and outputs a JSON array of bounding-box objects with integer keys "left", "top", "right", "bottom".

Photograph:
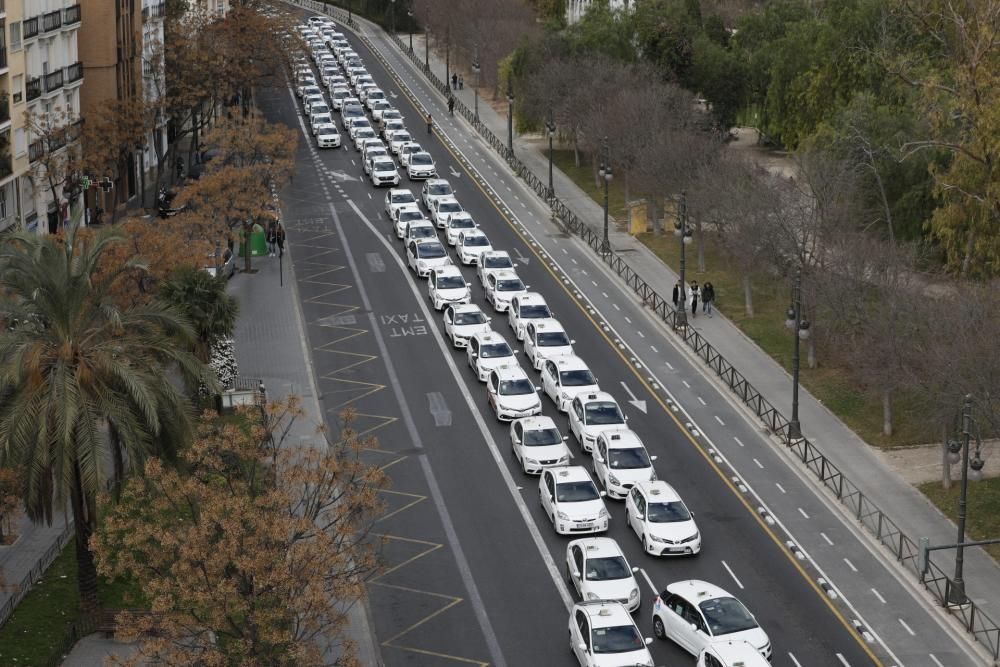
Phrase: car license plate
[{"left": 577, "top": 522, "right": 593, "bottom": 529}]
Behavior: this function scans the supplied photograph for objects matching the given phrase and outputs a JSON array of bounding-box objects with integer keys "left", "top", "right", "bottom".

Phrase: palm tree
[
  {"left": 158, "top": 265, "right": 239, "bottom": 363},
  {"left": 0, "top": 223, "right": 203, "bottom": 613}
]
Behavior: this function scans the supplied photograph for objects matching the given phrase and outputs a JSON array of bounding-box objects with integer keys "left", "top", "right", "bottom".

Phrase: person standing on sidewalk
[
  {"left": 672, "top": 281, "right": 680, "bottom": 308},
  {"left": 426, "top": 112, "right": 433, "bottom": 135},
  {"left": 276, "top": 221, "right": 286, "bottom": 257},
  {"left": 448, "top": 96, "right": 455, "bottom": 115},
  {"left": 702, "top": 282, "right": 715, "bottom": 317},
  {"left": 266, "top": 219, "right": 278, "bottom": 257},
  {"left": 690, "top": 280, "right": 699, "bottom": 318},
  {"left": 459, "top": 74, "right": 464, "bottom": 90},
  {"left": 451, "top": 73, "right": 458, "bottom": 90}
]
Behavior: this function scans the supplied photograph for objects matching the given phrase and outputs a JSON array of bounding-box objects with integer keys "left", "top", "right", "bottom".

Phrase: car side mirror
[
  {"left": 512, "top": 262, "right": 518, "bottom": 268},
  {"left": 631, "top": 566, "right": 640, "bottom": 573},
  {"left": 650, "top": 455, "right": 658, "bottom": 461},
  {"left": 512, "top": 436, "right": 520, "bottom": 444},
  {"left": 577, "top": 642, "right": 587, "bottom": 652},
  {"left": 513, "top": 350, "right": 519, "bottom": 354},
  {"left": 594, "top": 455, "right": 604, "bottom": 464},
  {"left": 691, "top": 623, "right": 700, "bottom": 633},
  {"left": 624, "top": 415, "right": 630, "bottom": 422},
  {"left": 467, "top": 282, "right": 472, "bottom": 287},
  {"left": 562, "top": 436, "right": 569, "bottom": 441},
  {"left": 644, "top": 637, "right": 653, "bottom": 646},
  {"left": 470, "top": 351, "right": 478, "bottom": 358},
  {"left": 525, "top": 285, "right": 531, "bottom": 289},
  {"left": 570, "top": 339, "right": 577, "bottom": 345},
  {"left": 599, "top": 491, "right": 607, "bottom": 497},
  {"left": 535, "top": 387, "right": 542, "bottom": 392},
  {"left": 572, "top": 570, "right": 581, "bottom": 579},
  {"left": 486, "top": 317, "right": 493, "bottom": 322}
]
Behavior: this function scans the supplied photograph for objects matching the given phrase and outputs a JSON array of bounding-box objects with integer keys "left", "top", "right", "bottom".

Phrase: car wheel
[
  {"left": 565, "top": 562, "right": 574, "bottom": 588},
  {"left": 653, "top": 616, "right": 667, "bottom": 640},
  {"left": 642, "top": 533, "right": 649, "bottom": 552}
]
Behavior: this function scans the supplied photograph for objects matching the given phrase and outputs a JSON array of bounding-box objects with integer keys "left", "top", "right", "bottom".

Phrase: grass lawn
[
  {"left": 550, "top": 148, "right": 934, "bottom": 448},
  {"left": 919, "top": 478, "right": 1000, "bottom": 563}
]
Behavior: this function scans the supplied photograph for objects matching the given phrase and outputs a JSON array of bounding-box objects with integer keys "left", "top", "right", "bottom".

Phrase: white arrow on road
[
  {"left": 449, "top": 166, "right": 461, "bottom": 178},
  {"left": 512, "top": 248, "right": 530, "bottom": 265},
  {"left": 389, "top": 91, "right": 398, "bottom": 99},
  {"left": 620, "top": 382, "right": 647, "bottom": 414},
  {"left": 329, "top": 170, "right": 358, "bottom": 182}
]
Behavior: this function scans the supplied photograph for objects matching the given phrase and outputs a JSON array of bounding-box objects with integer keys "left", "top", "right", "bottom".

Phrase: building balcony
[
  {"left": 63, "top": 4, "right": 81, "bottom": 26},
  {"left": 26, "top": 76, "right": 41, "bottom": 102},
  {"left": 0, "top": 93, "right": 9, "bottom": 125},
  {"left": 28, "top": 139, "right": 41, "bottom": 163},
  {"left": 23, "top": 16, "right": 38, "bottom": 39},
  {"left": 43, "top": 69, "right": 63, "bottom": 94},
  {"left": 0, "top": 135, "right": 11, "bottom": 180},
  {"left": 0, "top": 0, "right": 6, "bottom": 19},
  {"left": 0, "top": 43, "right": 7, "bottom": 71},
  {"left": 141, "top": 1, "right": 165, "bottom": 20},
  {"left": 65, "top": 61, "right": 82, "bottom": 84},
  {"left": 42, "top": 10, "right": 62, "bottom": 33}
]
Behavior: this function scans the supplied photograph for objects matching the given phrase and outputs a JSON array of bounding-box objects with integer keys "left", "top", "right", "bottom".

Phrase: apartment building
[
  {"left": 0, "top": 0, "right": 27, "bottom": 232},
  {"left": 566, "top": 0, "right": 629, "bottom": 24}
]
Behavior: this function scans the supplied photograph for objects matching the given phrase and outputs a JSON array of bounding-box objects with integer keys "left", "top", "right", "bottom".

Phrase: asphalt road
[{"left": 257, "top": 8, "right": 987, "bottom": 667}]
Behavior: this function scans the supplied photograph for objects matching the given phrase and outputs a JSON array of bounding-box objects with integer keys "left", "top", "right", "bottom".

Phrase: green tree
[
  {"left": 565, "top": 0, "right": 636, "bottom": 61},
  {"left": 0, "top": 224, "right": 202, "bottom": 613},
  {"left": 633, "top": 0, "right": 702, "bottom": 81},
  {"left": 689, "top": 33, "right": 748, "bottom": 129},
  {"left": 159, "top": 266, "right": 240, "bottom": 364}
]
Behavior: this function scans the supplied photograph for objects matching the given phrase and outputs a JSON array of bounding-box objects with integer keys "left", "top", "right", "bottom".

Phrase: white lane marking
[
  {"left": 899, "top": 618, "right": 916, "bottom": 636},
  {"left": 929, "top": 654, "right": 944, "bottom": 667},
  {"left": 788, "top": 654, "right": 803, "bottom": 667},
  {"left": 591, "top": 280, "right": 598, "bottom": 287},
  {"left": 637, "top": 331, "right": 645, "bottom": 338},
  {"left": 836, "top": 654, "right": 851, "bottom": 666},
  {"left": 821, "top": 532, "right": 834, "bottom": 546},
  {"left": 871, "top": 588, "right": 886, "bottom": 604},
  {"left": 650, "top": 345, "right": 658, "bottom": 352},
  {"left": 639, "top": 568, "right": 657, "bottom": 594},
  {"left": 753, "top": 458, "right": 764, "bottom": 469},
  {"left": 844, "top": 558, "right": 858, "bottom": 572},
  {"left": 697, "top": 396, "right": 707, "bottom": 406},
  {"left": 602, "top": 292, "right": 609, "bottom": 298},
  {"left": 367, "top": 192, "right": 372, "bottom": 199},
  {"left": 612, "top": 303, "right": 620, "bottom": 310},
  {"left": 682, "top": 380, "right": 691, "bottom": 388},
  {"left": 624, "top": 316, "right": 631, "bottom": 323},
  {"left": 571, "top": 258, "right": 578, "bottom": 264},
  {"left": 714, "top": 415, "right": 725, "bottom": 426},
  {"left": 665, "top": 361, "right": 674, "bottom": 370},
  {"left": 720, "top": 560, "right": 744, "bottom": 589},
  {"left": 798, "top": 507, "right": 810, "bottom": 519},
  {"left": 733, "top": 436, "right": 744, "bottom": 447},
  {"left": 775, "top": 482, "right": 786, "bottom": 494},
  {"left": 561, "top": 247, "right": 569, "bottom": 255}
]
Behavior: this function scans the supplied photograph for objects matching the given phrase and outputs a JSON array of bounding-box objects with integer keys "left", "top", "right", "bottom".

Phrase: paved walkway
[
  {"left": 393, "top": 30, "right": 1000, "bottom": 609},
  {"left": 0, "top": 512, "right": 69, "bottom": 611}
]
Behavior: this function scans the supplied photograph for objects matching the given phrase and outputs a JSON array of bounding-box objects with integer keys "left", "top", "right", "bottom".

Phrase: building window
[
  {"left": 0, "top": 187, "right": 8, "bottom": 220},
  {"left": 12, "top": 75, "right": 23, "bottom": 104},
  {"left": 14, "top": 128, "right": 26, "bottom": 156},
  {"left": 10, "top": 22, "right": 21, "bottom": 51}
]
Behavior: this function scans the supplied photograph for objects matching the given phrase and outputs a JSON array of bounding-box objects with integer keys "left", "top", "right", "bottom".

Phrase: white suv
[
  {"left": 427, "top": 265, "right": 471, "bottom": 310},
  {"left": 626, "top": 481, "right": 700, "bottom": 556}
]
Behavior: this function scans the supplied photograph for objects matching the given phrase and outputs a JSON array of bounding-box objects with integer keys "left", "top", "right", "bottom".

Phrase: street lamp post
[
  {"left": 673, "top": 193, "right": 692, "bottom": 328},
  {"left": 598, "top": 137, "right": 613, "bottom": 254},
  {"left": 946, "top": 395, "right": 986, "bottom": 605},
  {"left": 784, "top": 267, "right": 811, "bottom": 442},
  {"left": 424, "top": 28, "right": 429, "bottom": 71},
  {"left": 407, "top": 7, "right": 413, "bottom": 52},
  {"left": 389, "top": 0, "right": 395, "bottom": 35},
  {"left": 445, "top": 27, "right": 451, "bottom": 94},
  {"left": 472, "top": 49, "right": 481, "bottom": 121},
  {"left": 347, "top": 0, "right": 352, "bottom": 24},
  {"left": 545, "top": 110, "right": 556, "bottom": 199},
  {"left": 506, "top": 78, "right": 515, "bottom": 156}
]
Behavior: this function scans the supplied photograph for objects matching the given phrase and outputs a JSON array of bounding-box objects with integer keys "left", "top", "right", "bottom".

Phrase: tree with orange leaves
[
  {"left": 92, "top": 402, "right": 387, "bottom": 667},
  {"left": 78, "top": 98, "right": 147, "bottom": 223}
]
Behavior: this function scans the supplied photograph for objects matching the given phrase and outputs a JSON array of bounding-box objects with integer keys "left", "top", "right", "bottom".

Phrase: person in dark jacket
[
  {"left": 276, "top": 222, "right": 286, "bottom": 257},
  {"left": 672, "top": 281, "right": 680, "bottom": 308},
  {"left": 266, "top": 219, "right": 278, "bottom": 257},
  {"left": 702, "top": 282, "right": 715, "bottom": 316},
  {"left": 690, "top": 280, "right": 699, "bottom": 317}
]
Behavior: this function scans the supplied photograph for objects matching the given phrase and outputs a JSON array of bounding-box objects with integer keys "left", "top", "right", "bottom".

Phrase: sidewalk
[
  {"left": 64, "top": 250, "right": 382, "bottom": 665},
  {"left": 395, "top": 31, "right": 1000, "bottom": 608},
  {"left": 0, "top": 511, "right": 70, "bottom": 615}
]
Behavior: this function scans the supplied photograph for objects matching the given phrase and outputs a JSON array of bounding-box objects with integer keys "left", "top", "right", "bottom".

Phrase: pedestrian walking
[
  {"left": 702, "top": 282, "right": 715, "bottom": 317},
  {"left": 426, "top": 112, "right": 433, "bottom": 135},
  {"left": 266, "top": 219, "right": 278, "bottom": 257},
  {"left": 276, "top": 222, "right": 286, "bottom": 257},
  {"left": 448, "top": 96, "right": 455, "bottom": 115},
  {"left": 690, "top": 280, "right": 699, "bottom": 317},
  {"left": 459, "top": 74, "right": 464, "bottom": 90},
  {"left": 672, "top": 281, "right": 680, "bottom": 308},
  {"left": 451, "top": 73, "right": 458, "bottom": 90},
  {"left": 227, "top": 233, "right": 235, "bottom": 253}
]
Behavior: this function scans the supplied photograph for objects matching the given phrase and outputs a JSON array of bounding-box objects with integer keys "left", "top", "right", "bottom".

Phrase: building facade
[{"left": 566, "top": 0, "right": 629, "bottom": 24}]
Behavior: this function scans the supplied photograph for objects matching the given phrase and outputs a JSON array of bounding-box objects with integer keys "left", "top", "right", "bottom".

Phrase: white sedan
[
  {"left": 541, "top": 355, "right": 600, "bottom": 412},
  {"left": 406, "top": 152, "right": 437, "bottom": 180},
  {"left": 510, "top": 415, "right": 570, "bottom": 474},
  {"left": 652, "top": 581, "right": 770, "bottom": 660},
  {"left": 352, "top": 127, "right": 377, "bottom": 151},
  {"left": 406, "top": 239, "right": 451, "bottom": 278},
  {"left": 523, "top": 318, "right": 575, "bottom": 371},
  {"left": 626, "top": 481, "right": 700, "bottom": 556},
  {"left": 476, "top": 250, "right": 516, "bottom": 285},
  {"left": 421, "top": 179, "right": 454, "bottom": 210},
  {"left": 431, "top": 197, "right": 464, "bottom": 228},
  {"left": 388, "top": 130, "right": 414, "bottom": 154},
  {"left": 487, "top": 364, "right": 542, "bottom": 422},
  {"left": 485, "top": 270, "right": 529, "bottom": 313},
  {"left": 443, "top": 304, "right": 491, "bottom": 348},
  {"left": 455, "top": 229, "right": 493, "bottom": 265},
  {"left": 384, "top": 188, "right": 418, "bottom": 220},
  {"left": 565, "top": 538, "right": 641, "bottom": 612},
  {"left": 467, "top": 330, "right": 517, "bottom": 382},
  {"left": 571, "top": 602, "right": 653, "bottom": 667},
  {"left": 568, "top": 392, "right": 627, "bottom": 454},
  {"left": 539, "top": 466, "right": 609, "bottom": 535},
  {"left": 444, "top": 212, "right": 477, "bottom": 246},
  {"left": 593, "top": 430, "right": 657, "bottom": 500},
  {"left": 698, "top": 642, "right": 771, "bottom": 667},
  {"left": 427, "top": 265, "right": 471, "bottom": 310},
  {"left": 394, "top": 206, "right": 430, "bottom": 239},
  {"left": 507, "top": 292, "right": 551, "bottom": 341}
]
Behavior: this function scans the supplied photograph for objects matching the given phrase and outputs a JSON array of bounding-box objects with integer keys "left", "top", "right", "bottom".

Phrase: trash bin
[{"left": 239, "top": 223, "right": 267, "bottom": 257}]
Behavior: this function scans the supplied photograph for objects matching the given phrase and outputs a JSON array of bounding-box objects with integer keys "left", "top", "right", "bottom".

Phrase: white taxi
[
  {"left": 421, "top": 178, "right": 454, "bottom": 210},
  {"left": 406, "top": 239, "right": 451, "bottom": 278},
  {"left": 443, "top": 304, "right": 491, "bottom": 348},
  {"left": 427, "top": 265, "right": 471, "bottom": 310},
  {"left": 384, "top": 188, "right": 418, "bottom": 220},
  {"left": 698, "top": 641, "right": 771, "bottom": 667},
  {"left": 626, "top": 481, "right": 701, "bottom": 556},
  {"left": 485, "top": 270, "right": 529, "bottom": 313},
  {"left": 431, "top": 197, "right": 464, "bottom": 228},
  {"left": 507, "top": 292, "right": 551, "bottom": 341},
  {"left": 467, "top": 330, "right": 517, "bottom": 382},
  {"left": 540, "top": 466, "right": 609, "bottom": 535},
  {"left": 570, "top": 602, "right": 653, "bottom": 667},
  {"left": 593, "top": 430, "right": 657, "bottom": 499},
  {"left": 566, "top": 538, "right": 641, "bottom": 612},
  {"left": 524, "top": 318, "right": 576, "bottom": 371},
  {"left": 406, "top": 152, "right": 437, "bottom": 180},
  {"left": 315, "top": 124, "right": 341, "bottom": 148},
  {"left": 652, "top": 581, "right": 770, "bottom": 660},
  {"left": 486, "top": 364, "right": 542, "bottom": 422},
  {"left": 510, "top": 415, "right": 570, "bottom": 474},
  {"left": 568, "top": 392, "right": 627, "bottom": 454},
  {"left": 541, "top": 355, "right": 600, "bottom": 412},
  {"left": 403, "top": 219, "right": 437, "bottom": 244},
  {"left": 476, "top": 250, "right": 516, "bottom": 285},
  {"left": 455, "top": 229, "right": 493, "bottom": 266},
  {"left": 444, "top": 212, "right": 477, "bottom": 246},
  {"left": 394, "top": 206, "right": 428, "bottom": 239}
]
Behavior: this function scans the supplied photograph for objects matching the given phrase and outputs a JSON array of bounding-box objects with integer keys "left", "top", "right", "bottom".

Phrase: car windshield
[
  {"left": 584, "top": 402, "right": 624, "bottom": 425},
  {"left": 367, "top": 149, "right": 387, "bottom": 159},
  {"left": 411, "top": 154, "right": 433, "bottom": 165},
  {"left": 345, "top": 107, "right": 363, "bottom": 117},
  {"left": 555, "top": 480, "right": 600, "bottom": 502},
  {"left": 699, "top": 598, "right": 758, "bottom": 636},
  {"left": 484, "top": 255, "right": 513, "bottom": 269},
  {"left": 369, "top": 91, "right": 385, "bottom": 99},
  {"left": 438, "top": 202, "right": 461, "bottom": 213},
  {"left": 399, "top": 211, "right": 423, "bottom": 222},
  {"left": 609, "top": 447, "right": 650, "bottom": 469},
  {"left": 499, "top": 379, "right": 534, "bottom": 395},
  {"left": 559, "top": 369, "right": 595, "bottom": 387},
  {"left": 464, "top": 235, "right": 489, "bottom": 247},
  {"left": 391, "top": 192, "right": 416, "bottom": 204},
  {"left": 374, "top": 161, "right": 394, "bottom": 172},
  {"left": 592, "top": 625, "right": 646, "bottom": 654},
  {"left": 357, "top": 130, "right": 375, "bottom": 139},
  {"left": 537, "top": 331, "right": 570, "bottom": 347},
  {"left": 387, "top": 122, "right": 405, "bottom": 131},
  {"left": 436, "top": 275, "right": 466, "bottom": 289},
  {"left": 479, "top": 343, "right": 512, "bottom": 358},
  {"left": 409, "top": 226, "right": 435, "bottom": 239},
  {"left": 523, "top": 427, "right": 561, "bottom": 446},
  {"left": 497, "top": 279, "right": 525, "bottom": 292},
  {"left": 454, "top": 311, "right": 487, "bottom": 325},
  {"left": 519, "top": 304, "right": 550, "bottom": 319},
  {"left": 393, "top": 133, "right": 412, "bottom": 143},
  {"left": 352, "top": 119, "right": 371, "bottom": 128},
  {"left": 333, "top": 91, "right": 349, "bottom": 99},
  {"left": 585, "top": 556, "right": 631, "bottom": 581},
  {"left": 450, "top": 218, "right": 475, "bottom": 229},
  {"left": 428, "top": 183, "right": 452, "bottom": 196},
  {"left": 646, "top": 501, "right": 691, "bottom": 523},
  {"left": 416, "top": 243, "right": 446, "bottom": 258}
]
